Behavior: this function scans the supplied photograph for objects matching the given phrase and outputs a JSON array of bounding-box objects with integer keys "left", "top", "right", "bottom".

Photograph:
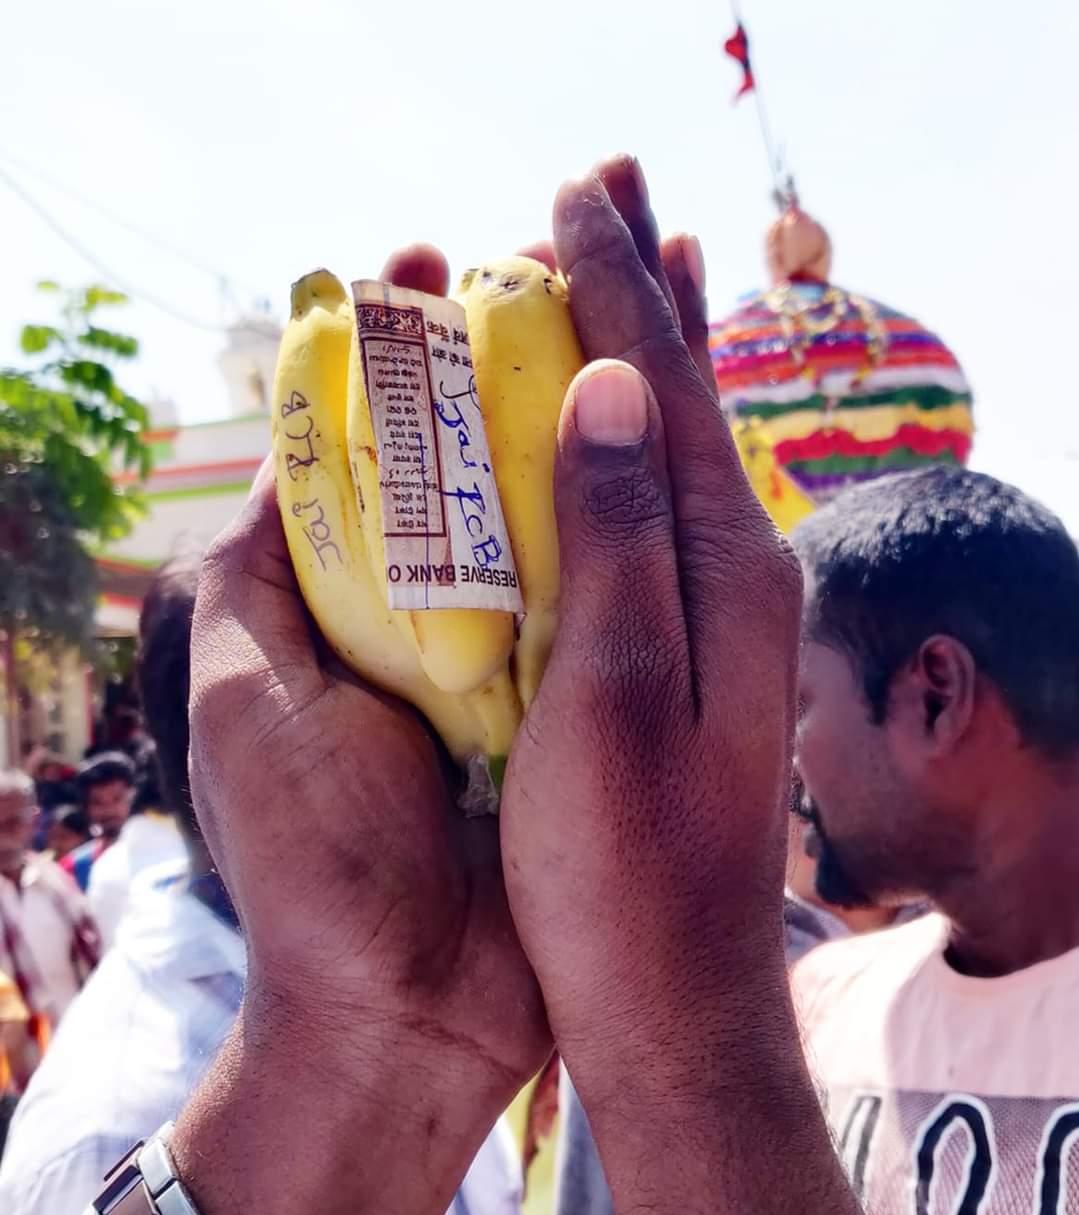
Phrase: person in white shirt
[
  {"left": 60, "top": 753, "right": 137, "bottom": 893},
  {"left": 0, "top": 772, "right": 99, "bottom": 1028},
  {"left": 86, "top": 759, "right": 186, "bottom": 948},
  {"left": 0, "top": 552, "right": 522, "bottom": 1215},
  {"left": 790, "top": 468, "right": 1079, "bottom": 1214}
]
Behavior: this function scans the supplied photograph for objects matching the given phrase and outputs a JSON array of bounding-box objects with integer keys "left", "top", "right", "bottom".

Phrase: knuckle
[
  {"left": 681, "top": 305, "right": 709, "bottom": 345},
  {"left": 682, "top": 500, "right": 804, "bottom": 634},
  {"left": 187, "top": 665, "right": 233, "bottom": 757},
  {"left": 568, "top": 246, "right": 679, "bottom": 358},
  {"left": 573, "top": 608, "right": 692, "bottom": 746},
  {"left": 740, "top": 530, "right": 805, "bottom": 640},
  {"left": 583, "top": 464, "right": 669, "bottom": 542},
  {"left": 678, "top": 308, "right": 711, "bottom": 364},
  {"left": 679, "top": 492, "right": 769, "bottom": 569},
  {"left": 626, "top": 332, "right": 703, "bottom": 399},
  {"left": 199, "top": 520, "right": 245, "bottom": 591},
  {"left": 768, "top": 538, "right": 805, "bottom": 619},
  {"left": 201, "top": 494, "right": 284, "bottom": 593}
]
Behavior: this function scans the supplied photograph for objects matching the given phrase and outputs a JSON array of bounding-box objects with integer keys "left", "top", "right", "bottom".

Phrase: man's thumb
[{"left": 550, "top": 360, "right": 686, "bottom": 678}]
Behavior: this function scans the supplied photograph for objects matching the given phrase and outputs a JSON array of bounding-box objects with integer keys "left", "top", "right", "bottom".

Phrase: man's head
[
  {"left": 28, "top": 749, "right": 70, "bottom": 785},
  {"left": 77, "top": 752, "right": 136, "bottom": 841},
  {"left": 107, "top": 705, "right": 145, "bottom": 755},
  {"left": 136, "top": 551, "right": 202, "bottom": 854},
  {"left": 791, "top": 467, "right": 1079, "bottom": 908},
  {"left": 47, "top": 804, "right": 91, "bottom": 859},
  {"left": 0, "top": 770, "right": 36, "bottom": 873}
]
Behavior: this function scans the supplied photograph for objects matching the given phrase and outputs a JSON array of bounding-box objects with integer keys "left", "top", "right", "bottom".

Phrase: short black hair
[
  {"left": 792, "top": 467, "right": 1079, "bottom": 756},
  {"left": 136, "top": 550, "right": 202, "bottom": 845},
  {"left": 52, "top": 804, "right": 91, "bottom": 837},
  {"left": 77, "top": 751, "right": 136, "bottom": 797}
]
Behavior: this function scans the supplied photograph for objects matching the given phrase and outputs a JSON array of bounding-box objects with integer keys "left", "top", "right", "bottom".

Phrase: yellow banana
[
  {"left": 270, "top": 269, "right": 492, "bottom": 770},
  {"left": 273, "top": 260, "right": 585, "bottom": 809},
  {"left": 460, "top": 257, "right": 586, "bottom": 707},
  {"left": 732, "top": 416, "right": 817, "bottom": 534}
]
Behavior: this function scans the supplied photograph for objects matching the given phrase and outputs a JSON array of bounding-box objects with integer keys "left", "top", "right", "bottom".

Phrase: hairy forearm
[
  {"left": 592, "top": 1052, "right": 857, "bottom": 1214},
  {"left": 170, "top": 993, "right": 515, "bottom": 1215},
  {"left": 569, "top": 965, "right": 860, "bottom": 1215}
]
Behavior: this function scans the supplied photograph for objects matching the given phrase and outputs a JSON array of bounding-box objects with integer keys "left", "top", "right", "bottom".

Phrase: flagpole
[{"left": 727, "top": 0, "right": 787, "bottom": 204}]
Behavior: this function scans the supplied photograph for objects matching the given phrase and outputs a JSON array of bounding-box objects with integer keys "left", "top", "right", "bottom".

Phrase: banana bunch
[
  {"left": 271, "top": 260, "right": 584, "bottom": 812},
  {"left": 271, "top": 257, "right": 803, "bottom": 811}
]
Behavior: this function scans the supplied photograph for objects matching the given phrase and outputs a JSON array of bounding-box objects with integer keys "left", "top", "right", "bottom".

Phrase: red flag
[{"left": 724, "top": 22, "right": 755, "bottom": 102}]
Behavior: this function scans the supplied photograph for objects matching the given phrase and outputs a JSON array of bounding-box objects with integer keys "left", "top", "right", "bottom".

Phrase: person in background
[
  {"left": 84, "top": 705, "right": 152, "bottom": 767},
  {"left": 791, "top": 467, "right": 1079, "bottom": 1213},
  {"left": 61, "top": 752, "right": 135, "bottom": 891},
  {"left": 22, "top": 749, "right": 78, "bottom": 854},
  {"left": 0, "top": 557, "right": 236, "bottom": 1215},
  {"left": 0, "top": 771, "right": 99, "bottom": 1030},
  {"left": 23, "top": 749, "right": 77, "bottom": 815},
  {"left": 44, "top": 806, "right": 91, "bottom": 862},
  {"left": 0, "top": 970, "right": 37, "bottom": 1159},
  {"left": 107, "top": 706, "right": 148, "bottom": 760},
  {"left": 87, "top": 752, "right": 185, "bottom": 948},
  {"left": 0, "top": 537, "right": 520, "bottom": 1213}
]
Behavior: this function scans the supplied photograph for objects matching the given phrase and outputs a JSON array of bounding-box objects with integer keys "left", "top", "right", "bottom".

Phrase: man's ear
[{"left": 906, "top": 635, "right": 977, "bottom": 753}]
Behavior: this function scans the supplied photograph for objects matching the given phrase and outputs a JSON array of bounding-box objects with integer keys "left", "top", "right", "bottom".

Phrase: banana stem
[{"left": 457, "top": 668, "right": 522, "bottom": 815}]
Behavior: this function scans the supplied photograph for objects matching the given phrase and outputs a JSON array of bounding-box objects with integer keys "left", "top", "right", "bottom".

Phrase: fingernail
[
  {"left": 573, "top": 360, "right": 649, "bottom": 446},
  {"left": 683, "top": 234, "right": 706, "bottom": 296}
]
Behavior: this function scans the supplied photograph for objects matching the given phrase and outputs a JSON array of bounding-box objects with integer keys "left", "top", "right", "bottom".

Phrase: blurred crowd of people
[
  {"left": 0, "top": 676, "right": 187, "bottom": 1160},
  {"left": 0, "top": 459, "right": 1075, "bottom": 1215}
]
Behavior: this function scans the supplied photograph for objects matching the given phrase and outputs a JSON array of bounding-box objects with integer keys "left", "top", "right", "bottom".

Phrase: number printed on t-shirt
[{"left": 836, "top": 1090, "right": 1079, "bottom": 1214}]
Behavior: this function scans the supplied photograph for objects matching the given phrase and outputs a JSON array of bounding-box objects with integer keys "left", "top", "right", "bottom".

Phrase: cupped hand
[
  {"left": 501, "top": 157, "right": 804, "bottom": 1102},
  {"left": 188, "top": 246, "right": 550, "bottom": 1105}
]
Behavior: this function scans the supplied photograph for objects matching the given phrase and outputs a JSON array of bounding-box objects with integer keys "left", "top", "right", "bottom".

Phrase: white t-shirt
[
  {"left": 87, "top": 812, "right": 186, "bottom": 948},
  {"left": 0, "top": 857, "right": 88, "bottom": 1021},
  {"left": 793, "top": 912, "right": 1079, "bottom": 1214},
  {"left": 1, "top": 859, "right": 523, "bottom": 1215}
]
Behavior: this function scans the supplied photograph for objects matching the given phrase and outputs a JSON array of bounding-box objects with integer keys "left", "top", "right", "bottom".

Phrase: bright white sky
[{"left": 3, "top": 0, "right": 1078, "bottom": 523}]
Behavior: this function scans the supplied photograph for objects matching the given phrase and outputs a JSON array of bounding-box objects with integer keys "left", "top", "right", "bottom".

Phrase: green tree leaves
[{"left": 0, "top": 282, "right": 153, "bottom": 653}]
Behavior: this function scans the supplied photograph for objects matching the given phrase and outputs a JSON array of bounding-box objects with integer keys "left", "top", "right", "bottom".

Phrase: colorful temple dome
[{"left": 710, "top": 204, "right": 974, "bottom": 508}]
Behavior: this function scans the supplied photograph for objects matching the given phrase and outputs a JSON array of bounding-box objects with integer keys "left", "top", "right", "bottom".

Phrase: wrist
[
  {"left": 563, "top": 972, "right": 856, "bottom": 1215},
  {"left": 171, "top": 983, "right": 518, "bottom": 1215},
  {"left": 570, "top": 971, "right": 793, "bottom": 1113},
  {"left": 556, "top": 929, "right": 791, "bottom": 1107},
  {"left": 584, "top": 1061, "right": 851, "bottom": 1215}
]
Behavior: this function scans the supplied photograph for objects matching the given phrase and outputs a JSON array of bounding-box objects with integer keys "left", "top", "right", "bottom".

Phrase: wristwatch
[{"left": 84, "top": 1122, "right": 201, "bottom": 1215}]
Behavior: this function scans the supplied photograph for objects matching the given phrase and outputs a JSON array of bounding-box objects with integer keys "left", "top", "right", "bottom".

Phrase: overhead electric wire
[
  {"left": 0, "top": 146, "right": 270, "bottom": 301},
  {"left": 0, "top": 158, "right": 276, "bottom": 338}
]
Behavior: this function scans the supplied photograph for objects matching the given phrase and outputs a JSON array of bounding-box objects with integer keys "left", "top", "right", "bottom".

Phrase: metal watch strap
[
  {"left": 85, "top": 1122, "right": 201, "bottom": 1215},
  {"left": 83, "top": 1138, "right": 152, "bottom": 1215}
]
